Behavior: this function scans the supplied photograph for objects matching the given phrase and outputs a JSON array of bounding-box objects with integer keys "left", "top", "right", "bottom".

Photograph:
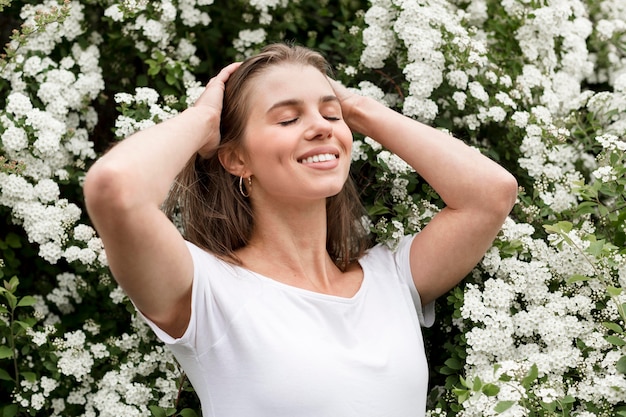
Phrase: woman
[{"left": 84, "top": 44, "right": 517, "bottom": 416}]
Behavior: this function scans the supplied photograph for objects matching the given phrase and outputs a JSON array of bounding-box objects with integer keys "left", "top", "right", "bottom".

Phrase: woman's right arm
[{"left": 84, "top": 63, "right": 240, "bottom": 338}]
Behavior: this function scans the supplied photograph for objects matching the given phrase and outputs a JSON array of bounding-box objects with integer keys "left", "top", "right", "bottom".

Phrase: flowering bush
[{"left": 1, "top": 0, "right": 625, "bottom": 415}]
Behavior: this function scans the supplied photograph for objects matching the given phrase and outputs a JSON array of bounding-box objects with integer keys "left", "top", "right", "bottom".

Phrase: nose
[{"left": 304, "top": 113, "right": 333, "bottom": 141}]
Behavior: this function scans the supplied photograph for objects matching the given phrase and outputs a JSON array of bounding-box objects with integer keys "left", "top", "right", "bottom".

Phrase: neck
[{"left": 238, "top": 198, "right": 338, "bottom": 291}]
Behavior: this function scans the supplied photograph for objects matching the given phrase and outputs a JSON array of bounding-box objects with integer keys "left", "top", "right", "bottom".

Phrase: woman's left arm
[{"left": 332, "top": 81, "right": 518, "bottom": 305}]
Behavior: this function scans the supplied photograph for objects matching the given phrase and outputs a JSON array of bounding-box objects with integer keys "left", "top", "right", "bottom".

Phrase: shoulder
[{"left": 360, "top": 234, "right": 415, "bottom": 270}]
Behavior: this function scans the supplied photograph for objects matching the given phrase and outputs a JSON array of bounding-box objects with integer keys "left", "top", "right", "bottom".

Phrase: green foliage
[
  {"left": 2, "top": 0, "right": 626, "bottom": 415},
  {"left": 0, "top": 275, "right": 37, "bottom": 416}
]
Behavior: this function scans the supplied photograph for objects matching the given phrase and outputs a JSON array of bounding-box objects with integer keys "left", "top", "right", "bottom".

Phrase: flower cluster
[
  {"left": 2, "top": 0, "right": 626, "bottom": 415},
  {"left": 0, "top": 1, "right": 103, "bottom": 267}
]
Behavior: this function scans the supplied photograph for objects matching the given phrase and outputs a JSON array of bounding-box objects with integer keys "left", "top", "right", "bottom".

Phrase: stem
[
  {"left": 374, "top": 69, "right": 405, "bottom": 99},
  {"left": 558, "top": 231, "right": 626, "bottom": 325},
  {"left": 0, "top": 1, "right": 70, "bottom": 77},
  {"left": 8, "top": 305, "right": 19, "bottom": 387},
  {"left": 175, "top": 372, "right": 187, "bottom": 407}
]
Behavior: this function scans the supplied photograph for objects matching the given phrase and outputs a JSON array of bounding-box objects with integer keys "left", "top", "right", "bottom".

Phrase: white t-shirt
[{"left": 143, "top": 234, "right": 435, "bottom": 417}]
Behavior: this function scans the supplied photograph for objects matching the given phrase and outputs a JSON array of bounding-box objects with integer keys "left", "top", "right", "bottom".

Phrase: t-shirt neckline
[{"left": 232, "top": 257, "right": 369, "bottom": 304}]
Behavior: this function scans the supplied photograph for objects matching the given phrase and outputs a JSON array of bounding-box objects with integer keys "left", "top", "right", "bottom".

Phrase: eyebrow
[{"left": 266, "top": 95, "right": 339, "bottom": 113}]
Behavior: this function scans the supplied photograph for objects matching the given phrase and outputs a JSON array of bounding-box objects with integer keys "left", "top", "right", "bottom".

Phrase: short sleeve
[
  {"left": 136, "top": 241, "right": 216, "bottom": 356},
  {"left": 394, "top": 235, "right": 436, "bottom": 328}
]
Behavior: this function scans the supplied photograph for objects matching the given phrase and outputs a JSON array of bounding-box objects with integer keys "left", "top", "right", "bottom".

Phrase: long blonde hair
[{"left": 164, "top": 43, "right": 370, "bottom": 271}]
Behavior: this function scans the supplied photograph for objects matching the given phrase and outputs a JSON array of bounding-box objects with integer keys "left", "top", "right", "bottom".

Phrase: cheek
[{"left": 338, "top": 124, "right": 354, "bottom": 151}]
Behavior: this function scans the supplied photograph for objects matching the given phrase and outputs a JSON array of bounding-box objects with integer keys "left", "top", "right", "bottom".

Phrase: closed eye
[{"left": 278, "top": 118, "right": 298, "bottom": 126}]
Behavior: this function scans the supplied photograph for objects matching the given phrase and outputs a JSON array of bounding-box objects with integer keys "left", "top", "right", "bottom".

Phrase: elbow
[
  {"left": 490, "top": 171, "right": 518, "bottom": 218},
  {"left": 84, "top": 162, "right": 136, "bottom": 221}
]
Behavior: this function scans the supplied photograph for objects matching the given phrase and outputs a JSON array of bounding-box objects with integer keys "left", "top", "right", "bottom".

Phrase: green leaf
[
  {"left": 617, "top": 355, "right": 626, "bottom": 374},
  {"left": 482, "top": 383, "right": 500, "bottom": 397},
  {"left": 586, "top": 239, "right": 606, "bottom": 257},
  {"left": 444, "top": 357, "right": 463, "bottom": 370},
  {"left": 0, "top": 346, "right": 13, "bottom": 359},
  {"left": 521, "top": 364, "right": 538, "bottom": 388},
  {"left": 453, "top": 387, "right": 470, "bottom": 402},
  {"left": 575, "top": 201, "right": 598, "bottom": 215},
  {"left": 607, "top": 286, "right": 623, "bottom": 297},
  {"left": 0, "top": 368, "right": 12, "bottom": 381},
  {"left": 5, "top": 233, "right": 21, "bottom": 249},
  {"left": 603, "top": 321, "right": 624, "bottom": 334},
  {"left": 566, "top": 274, "right": 589, "bottom": 284},
  {"left": 2, "top": 404, "right": 18, "bottom": 417},
  {"left": 17, "top": 295, "right": 37, "bottom": 307},
  {"left": 367, "top": 205, "right": 390, "bottom": 216},
  {"left": 165, "top": 73, "right": 177, "bottom": 86},
  {"left": 4, "top": 276, "right": 18, "bottom": 292},
  {"left": 12, "top": 320, "right": 32, "bottom": 333},
  {"left": 543, "top": 221, "right": 573, "bottom": 234},
  {"left": 438, "top": 366, "right": 457, "bottom": 375},
  {"left": 4, "top": 292, "right": 16, "bottom": 310},
  {"left": 540, "top": 401, "right": 556, "bottom": 411},
  {"left": 494, "top": 401, "right": 516, "bottom": 413},
  {"left": 178, "top": 409, "right": 199, "bottom": 417},
  {"left": 605, "top": 335, "right": 626, "bottom": 346},
  {"left": 149, "top": 406, "right": 167, "bottom": 417},
  {"left": 21, "top": 372, "right": 36, "bottom": 382},
  {"left": 472, "top": 376, "right": 482, "bottom": 391}
]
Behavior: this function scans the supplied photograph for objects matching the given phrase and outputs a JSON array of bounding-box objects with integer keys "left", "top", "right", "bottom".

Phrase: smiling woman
[{"left": 83, "top": 43, "right": 517, "bottom": 417}]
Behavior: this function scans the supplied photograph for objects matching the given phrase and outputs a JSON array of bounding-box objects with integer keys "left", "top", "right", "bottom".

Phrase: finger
[
  {"left": 215, "top": 62, "right": 242, "bottom": 82},
  {"left": 205, "top": 62, "right": 242, "bottom": 88},
  {"left": 195, "top": 63, "right": 242, "bottom": 108}
]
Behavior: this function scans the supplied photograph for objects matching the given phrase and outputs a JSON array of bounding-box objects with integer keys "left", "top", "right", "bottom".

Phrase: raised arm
[
  {"left": 331, "top": 80, "right": 518, "bottom": 305},
  {"left": 84, "top": 63, "right": 240, "bottom": 337}
]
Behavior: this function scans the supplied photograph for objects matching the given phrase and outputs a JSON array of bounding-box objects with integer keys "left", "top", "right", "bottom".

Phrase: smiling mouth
[{"left": 298, "top": 153, "right": 338, "bottom": 164}]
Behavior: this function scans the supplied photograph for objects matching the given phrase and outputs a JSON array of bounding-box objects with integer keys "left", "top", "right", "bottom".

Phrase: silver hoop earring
[{"left": 239, "top": 175, "right": 251, "bottom": 198}]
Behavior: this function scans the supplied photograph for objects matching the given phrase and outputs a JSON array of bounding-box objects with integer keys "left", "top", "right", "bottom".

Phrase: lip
[{"left": 296, "top": 146, "right": 341, "bottom": 163}]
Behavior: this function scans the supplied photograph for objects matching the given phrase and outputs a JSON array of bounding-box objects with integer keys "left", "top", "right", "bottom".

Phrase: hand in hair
[
  {"left": 326, "top": 77, "right": 365, "bottom": 132},
  {"left": 194, "top": 62, "right": 241, "bottom": 158}
]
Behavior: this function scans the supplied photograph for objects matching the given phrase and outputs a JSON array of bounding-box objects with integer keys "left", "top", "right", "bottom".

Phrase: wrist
[{"left": 343, "top": 95, "right": 383, "bottom": 137}]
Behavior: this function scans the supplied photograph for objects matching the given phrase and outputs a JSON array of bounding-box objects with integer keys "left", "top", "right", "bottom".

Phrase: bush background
[{"left": 1, "top": 0, "right": 625, "bottom": 416}]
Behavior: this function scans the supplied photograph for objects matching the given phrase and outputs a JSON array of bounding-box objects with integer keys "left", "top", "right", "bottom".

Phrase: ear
[{"left": 218, "top": 145, "right": 248, "bottom": 177}]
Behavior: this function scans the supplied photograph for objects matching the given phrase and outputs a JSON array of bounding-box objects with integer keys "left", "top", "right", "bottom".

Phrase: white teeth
[{"left": 299, "top": 153, "right": 337, "bottom": 164}]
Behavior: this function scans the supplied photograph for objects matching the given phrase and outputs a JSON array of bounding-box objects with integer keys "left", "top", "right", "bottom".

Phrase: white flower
[
  {"left": 447, "top": 70, "right": 469, "bottom": 89},
  {"left": 141, "top": 19, "right": 166, "bottom": 44},
  {"left": 57, "top": 348, "right": 94, "bottom": 381},
  {"left": 114, "top": 92, "right": 134, "bottom": 105},
  {"left": 1, "top": 124, "right": 29, "bottom": 152},
  {"left": 90, "top": 343, "right": 110, "bottom": 359},
  {"left": 6, "top": 92, "right": 34, "bottom": 117},
  {"left": 77, "top": 248, "right": 97, "bottom": 264},
  {"left": 591, "top": 166, "right": 617, "bottom": 182},
  {"left": 73, "top": 224, "right": 95, "bottom": 242},
  {"left": 38, "top": 242, "right": 63, "bottom": 264},
  {"left": 376, "top": 150, "right": 413, "bottom": 175},
  {"left": 104, "top": 4, "right": 124, "bottom": 22},
  {"left": 134, "top": 87, "right": 160, "bottom": 105},
  {"left": 452, "top": 91, "right": 466, "bottom": 110},
  {"left": 41, "top": 375, "right": 59, "bottom": 396},
  {"left": 402, "top": 96, "right": 438, "bottom": 122},
  {"left": 30, "top": 393, "right": 45, "bottom": 411},
  {"left": 468, "top": 81, "right": 489, "bottom": 102},
  {"left": 233, "top": 28, "right": 267, "bottom": 56},
  {"left": 486, "top": 106, "right": 507, "bottom": 122},
  {"left": 110, "top": 285, "right": 127, "bottom": 304},
  {"left": 34, "top": 179, "right": 60, "bottom": 203}
]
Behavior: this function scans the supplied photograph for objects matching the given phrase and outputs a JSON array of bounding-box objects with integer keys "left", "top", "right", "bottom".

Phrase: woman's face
[{"left": 241, "top": 63, "right": 353, "bottom": 205}]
